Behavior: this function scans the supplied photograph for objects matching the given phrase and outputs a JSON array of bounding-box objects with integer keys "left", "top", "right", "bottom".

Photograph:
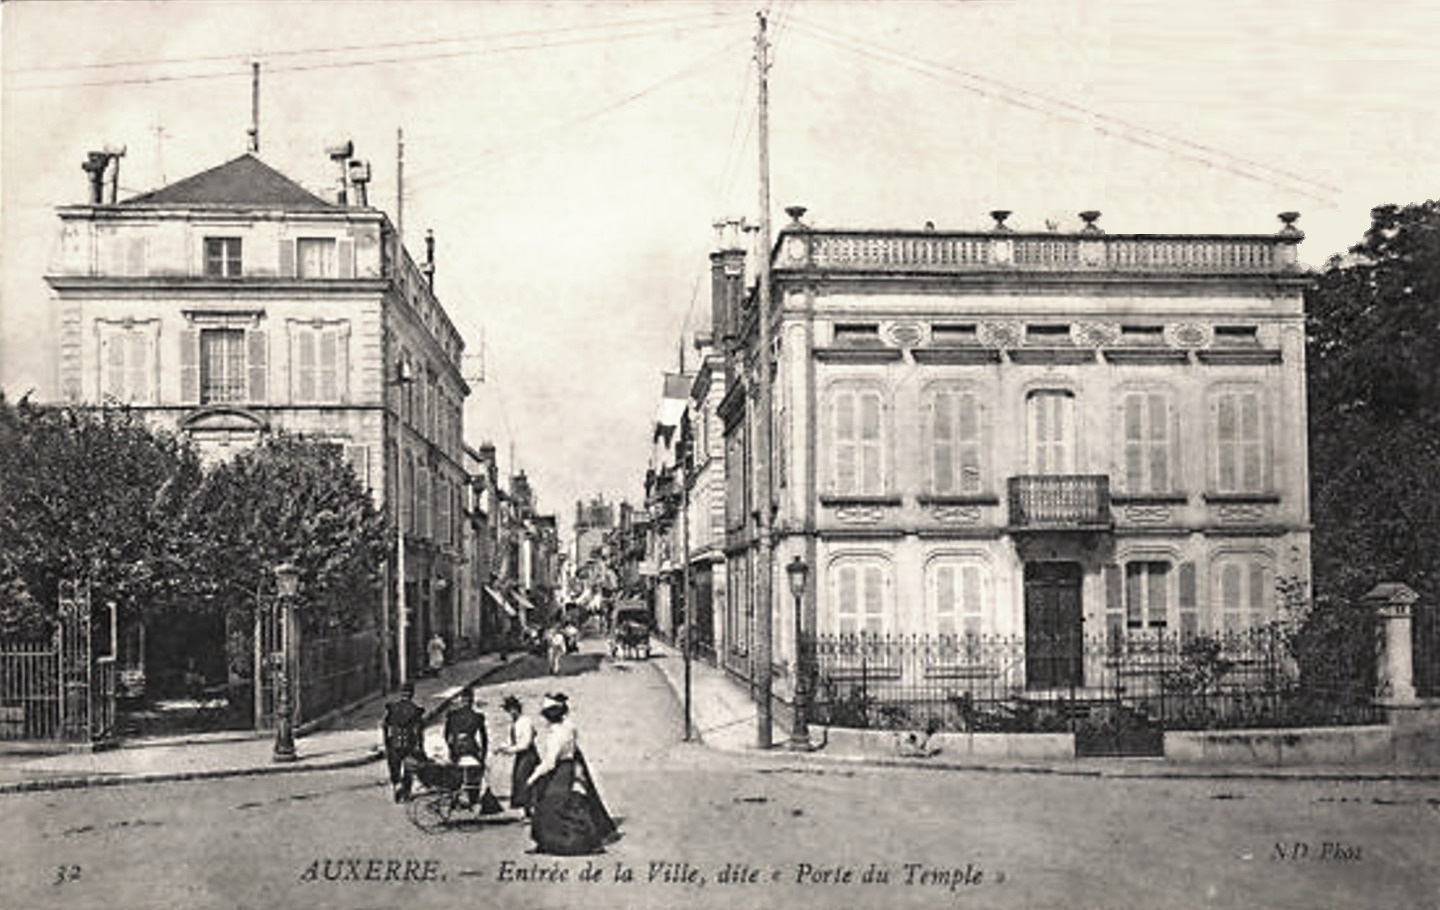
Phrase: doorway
[{"left": 1024, "top": 561, "right": 1083, "bottom": 690}]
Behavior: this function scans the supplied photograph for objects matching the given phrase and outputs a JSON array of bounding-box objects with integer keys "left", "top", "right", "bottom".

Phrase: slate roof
[{"left": 122, "top": 154, "right": 335, "bottom": 210}]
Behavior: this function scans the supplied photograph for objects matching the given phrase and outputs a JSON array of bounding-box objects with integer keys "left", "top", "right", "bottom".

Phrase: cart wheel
[{"left": 406, "top": 793, "right": 452, "bottom": 834}]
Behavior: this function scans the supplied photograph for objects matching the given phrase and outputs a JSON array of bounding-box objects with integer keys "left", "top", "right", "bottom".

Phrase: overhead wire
[
  {"left": 10, "top": 8, "right": 739, "bottom": 75},
  {"left": 406, "top": 30, "right": 746, "bottom": 190},
  {"left": 8, "top": 13, "right": 744, "bottom": 93},
  {"left": 784, "top": 14, "right": 1339, "bottom": 204}
]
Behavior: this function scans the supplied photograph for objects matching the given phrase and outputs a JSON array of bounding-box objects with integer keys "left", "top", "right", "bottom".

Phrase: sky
[{"left": 3, "top": 0, "right": 1439, "bottom": 540}]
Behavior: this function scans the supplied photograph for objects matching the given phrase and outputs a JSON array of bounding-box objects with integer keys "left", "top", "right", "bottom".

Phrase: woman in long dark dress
[
  {"left": 525, "top": 693, "right": 617, "bottom": 855},
  {"left": 493, "top": 694, "right": 539, "bottom": 816}
]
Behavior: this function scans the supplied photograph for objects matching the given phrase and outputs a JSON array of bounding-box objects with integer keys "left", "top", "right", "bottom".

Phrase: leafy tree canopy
[{"left": 1307, "top": 201, "right": 1440, "bottom": 605}]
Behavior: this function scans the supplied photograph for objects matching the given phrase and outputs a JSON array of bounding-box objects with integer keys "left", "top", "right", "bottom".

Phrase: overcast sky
[{"left": 4, "top": 0, "right": 1438, "bottom": 537}]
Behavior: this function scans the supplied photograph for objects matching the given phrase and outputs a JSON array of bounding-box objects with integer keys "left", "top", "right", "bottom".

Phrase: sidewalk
[
  {"left": 0, "top": 650, "right": 518, "bottom": 794},
  {"left": 645, "top": 638, "right": 1440, "bottom": 782}
]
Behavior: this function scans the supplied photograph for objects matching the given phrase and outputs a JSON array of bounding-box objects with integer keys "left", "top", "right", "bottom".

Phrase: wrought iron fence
[
  {"left": 0, "top": 581, "right": 115, "bottom": 744},
  {"left": 298, "top": 629, "right": 381, "bottom": 725},
  {"left": 804, "top": 629, "right": 1382, "bottom": 737},
  {"left": 1417, "top": 600, "right": 1440, "bottom": 698}
]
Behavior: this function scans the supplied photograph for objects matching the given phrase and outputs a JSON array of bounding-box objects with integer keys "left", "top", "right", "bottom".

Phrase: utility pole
[
  {"left": 681, "top": 413, "right": 693, "bottom": 742},
  {"left": 753, "top": 10, "right": 775, "bottom": 748},
  {"left": 248, "top": 62, "right": 260, "bottom": 154},
  {"left": 396, "top": 128, "right": 405, "bottom": 247}
]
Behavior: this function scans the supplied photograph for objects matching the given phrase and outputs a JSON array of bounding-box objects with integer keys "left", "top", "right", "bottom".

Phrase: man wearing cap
[
  {"left": 444, "top": 686, "right": 489, "bottom": 809},
  {"left": 381, "top": 681, "right": 425, "bottom": 803}
]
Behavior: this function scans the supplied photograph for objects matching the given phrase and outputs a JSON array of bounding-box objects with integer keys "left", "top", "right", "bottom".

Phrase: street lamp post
[
  {"left": 272, "top": 562, "right": 300, "bottom": 763},
  {"left": 785, "top": 555, "right": 811, "bottom": 750}
]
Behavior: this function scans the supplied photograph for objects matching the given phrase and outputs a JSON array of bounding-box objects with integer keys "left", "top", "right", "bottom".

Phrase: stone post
[{"left": 1363, "top": 583, "right": 1419, "bottom": 705}]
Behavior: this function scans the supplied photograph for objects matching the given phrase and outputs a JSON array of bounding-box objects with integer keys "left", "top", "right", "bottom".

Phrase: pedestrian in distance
[
  {"left": 426, "top": 632, "right": 446, "bottom": 677},
  {"left": 547, "top": 626, "right": 567, "bottom": 676},
  {"left": 381, "top": 680, "right": 426, "bottom": 803},
  {"left": 526, "top": 692, "right": 618, "bottom": 855},
  {"left": 493, "top": 694, "right": 539, "bottom": 817},
  {"left": 444, "top": 686, "right": 489, "bottom": 810}
]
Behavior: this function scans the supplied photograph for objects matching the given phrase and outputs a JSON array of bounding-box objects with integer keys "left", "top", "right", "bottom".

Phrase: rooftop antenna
[{"left": 248, "top": 62, "right": 260, "bottom": 154}]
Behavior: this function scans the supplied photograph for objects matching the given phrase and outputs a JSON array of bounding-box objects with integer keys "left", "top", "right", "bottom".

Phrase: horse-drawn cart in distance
[{"left": 608, "top": 601, "right": 652, "bottom": 660}]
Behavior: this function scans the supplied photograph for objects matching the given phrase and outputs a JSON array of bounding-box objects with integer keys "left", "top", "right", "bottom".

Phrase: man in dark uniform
[
  {"left": 444, "top": 686, "right": 488, "bottom": 808},
  {"left": 381, "top": 680, "right": 426, "bottom": 803}
]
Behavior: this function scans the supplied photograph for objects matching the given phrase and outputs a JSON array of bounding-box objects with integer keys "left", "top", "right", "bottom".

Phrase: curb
[
  {"left": 0, "top": 658, "right": 518, "bottom": 796},
  {"left": 648, "top": 647, "right": 1440, "bottom": 784}
]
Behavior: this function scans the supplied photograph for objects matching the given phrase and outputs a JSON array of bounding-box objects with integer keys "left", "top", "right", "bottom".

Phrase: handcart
[{"left": 405, "top": 758, "right": 507, "bottom": 833}]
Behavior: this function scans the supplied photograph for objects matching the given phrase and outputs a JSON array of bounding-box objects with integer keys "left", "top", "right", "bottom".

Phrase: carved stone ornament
[
  {"left": 979, "top": 321, "right": 1023, "bottom": 349},
  {"left": 835, "top": 506, "right": 884, "bottom": 524},
  {"left": 1124, "top": 504, "right": 1171, "bottom": 524},
  {"left": 1217, "top": 503, "right": 1266, "bottom": 523},
  {"left": 932, "top": 505, "right": 982, "bottom": 524},
  {"left": 1072, "top": 321, "right": 1120, "bottom": 348},
  {"left": 885, "top": 321, "right": 924, "bottom": 349},
  {"left": 1167, "top": 323, "right": 1211, "bottom": 349}
]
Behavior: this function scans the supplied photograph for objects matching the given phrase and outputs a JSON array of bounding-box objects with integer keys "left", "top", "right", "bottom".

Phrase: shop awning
[{"left": 484, "top": 586, "right": 517, "bottom": 617}]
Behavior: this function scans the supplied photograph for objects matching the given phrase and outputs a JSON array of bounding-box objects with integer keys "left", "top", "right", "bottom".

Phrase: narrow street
[{"left": 5, "top": 639, "right": 1438, "bottom": 910}]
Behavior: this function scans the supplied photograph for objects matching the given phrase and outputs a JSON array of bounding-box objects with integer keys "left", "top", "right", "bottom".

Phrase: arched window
[
  {"left": 830, "top": 556, "right": 889, "bottom": 634},
  {"left": 926, "top": 385, "right": 985, "bottom": 494},
  {"left": 928, "top": 558, "right": 988, "bottom": 637}
]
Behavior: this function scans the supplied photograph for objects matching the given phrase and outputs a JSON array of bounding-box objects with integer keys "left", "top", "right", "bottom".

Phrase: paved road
[{"left": 6, "top": 641, "right": 1438, "bottom": 910}]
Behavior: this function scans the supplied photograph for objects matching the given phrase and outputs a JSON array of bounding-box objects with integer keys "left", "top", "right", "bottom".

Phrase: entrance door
[{"left": 1024, "top": 562, "right": 1083, "bottom": 690}]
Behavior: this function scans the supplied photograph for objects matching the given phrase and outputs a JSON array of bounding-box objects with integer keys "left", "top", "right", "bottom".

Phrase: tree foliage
[
  {"left": 0, "top": 398, "right": 384, "bottom": 655},
  {"left": 1307, "top": 201, "right": 1440, "bottom": 606},
  {"left": 0, "top": 394, "right": 203, "bottom": 637},
  {"left": 185, "top": 432, "right": 385, "bottom": 635}
]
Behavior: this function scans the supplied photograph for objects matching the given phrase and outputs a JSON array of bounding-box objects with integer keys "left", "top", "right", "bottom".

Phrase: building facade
[
  {"left": 46, "top": 151, "right": 471, "bottom": 691},
  {"left": 720, "top": 208, "right": 1311, "bottom": 714}
]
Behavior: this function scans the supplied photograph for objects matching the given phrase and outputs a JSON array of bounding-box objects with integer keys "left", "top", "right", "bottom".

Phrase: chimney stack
[
  {"left": 82, "top": 152, "right": 109, "bottom": 205},
  {"left": 423, "top": 229, "right": 436, "bottom": 288}
]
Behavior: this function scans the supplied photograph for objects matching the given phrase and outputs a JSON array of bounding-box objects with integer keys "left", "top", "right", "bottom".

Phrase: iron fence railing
[
  {"left": 298, "top": 629, "right": 381, "bottom": 725},
  {"left": 804, "top": 629, "right": 1382, "bottom": 735}
]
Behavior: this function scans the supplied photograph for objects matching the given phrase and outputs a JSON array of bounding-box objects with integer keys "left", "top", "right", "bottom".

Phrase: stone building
[
  {"left": 45, "top": 151, "right": 470, "bottom": 692},
  {"left": 719, "top": 207, "right": 1311, "bottom": 715}
]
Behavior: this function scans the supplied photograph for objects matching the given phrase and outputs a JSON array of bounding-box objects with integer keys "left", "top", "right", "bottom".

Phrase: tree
[
  {"left": 0, "top": 394, "right": 204, "bottom": 638},
  {"left": 1306, "top": 201, "right": 1440, "bottom": 606},
  {"left": 185, "top": 433, "right": 386, "bottom": 635}
]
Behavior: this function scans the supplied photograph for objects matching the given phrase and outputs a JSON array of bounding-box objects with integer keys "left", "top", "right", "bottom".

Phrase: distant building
[
  {"left": 719, "top": 207, "right": 1311, "bottom": 719},
  {"left": 46, "top": 151, "right": 470, "bottom": 696}
]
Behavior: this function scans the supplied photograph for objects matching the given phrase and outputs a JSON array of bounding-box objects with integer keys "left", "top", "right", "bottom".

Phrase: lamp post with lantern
[
  {"left": 786, "top": 555, "right": 811, "bottom": 750},
  {"left": 272, "top": 562, "right": 300, "bottom": 763}
]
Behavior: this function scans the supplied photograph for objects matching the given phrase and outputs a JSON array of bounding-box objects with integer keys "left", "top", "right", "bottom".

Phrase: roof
[{"left": 122, "top": 154, "right": 336, "bottom": 210}]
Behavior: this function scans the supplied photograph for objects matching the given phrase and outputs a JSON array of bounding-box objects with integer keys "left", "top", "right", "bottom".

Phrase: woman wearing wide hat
[
  {"left": 525, "top": 693, "right": 618, "bottom": 855},
  {"left": 493, "top": 694, "right": 539, "bottom": 816}
]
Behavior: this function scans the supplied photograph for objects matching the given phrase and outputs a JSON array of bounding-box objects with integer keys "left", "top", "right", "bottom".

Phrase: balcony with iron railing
[{"left": 1007, "top": 475, "right": 1112, "bottom": 531}]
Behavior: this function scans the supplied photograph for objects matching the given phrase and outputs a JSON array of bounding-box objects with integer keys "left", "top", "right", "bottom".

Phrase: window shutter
[
  {"left": 338, "top": 239, "right": 355, "bottom": 279},
  {"left": 247, "top": 329, "right": 268, "bottom": 402},
  {"left": 318, "top": 328, "right": 338, "bottom": 402},
  {"left": 179, "top": 328, "right": 199, "bottom": 404},
  {"left": 278, "top": 240, "right": 295, "bottom": 278},
  {"left": 1178, "top": 561, "right": 1197, "bottom": 639},
  {"left": 336, "top": 323, "right": 351, "bottom": 403},
  {"left": 295, "top": 329, "right": 315, "bottom": 402}
]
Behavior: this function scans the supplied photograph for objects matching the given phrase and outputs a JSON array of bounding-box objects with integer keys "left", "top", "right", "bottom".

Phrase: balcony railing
[
  {"left": 1007, "top": 475, "right": 1111, "bottom": 529},
  {"left": 794, "top": 230, "right": 1299, "bottom": 276}
]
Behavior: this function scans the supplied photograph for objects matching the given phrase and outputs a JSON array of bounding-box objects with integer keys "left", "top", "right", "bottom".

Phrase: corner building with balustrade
[{"left": 716, "top": 209, "right": 1311, "bottom": 719}]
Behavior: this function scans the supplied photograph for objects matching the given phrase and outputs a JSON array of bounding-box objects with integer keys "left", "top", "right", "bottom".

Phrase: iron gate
[{"left": 0, "top": 580, "right": 115, "bottom": 745}]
